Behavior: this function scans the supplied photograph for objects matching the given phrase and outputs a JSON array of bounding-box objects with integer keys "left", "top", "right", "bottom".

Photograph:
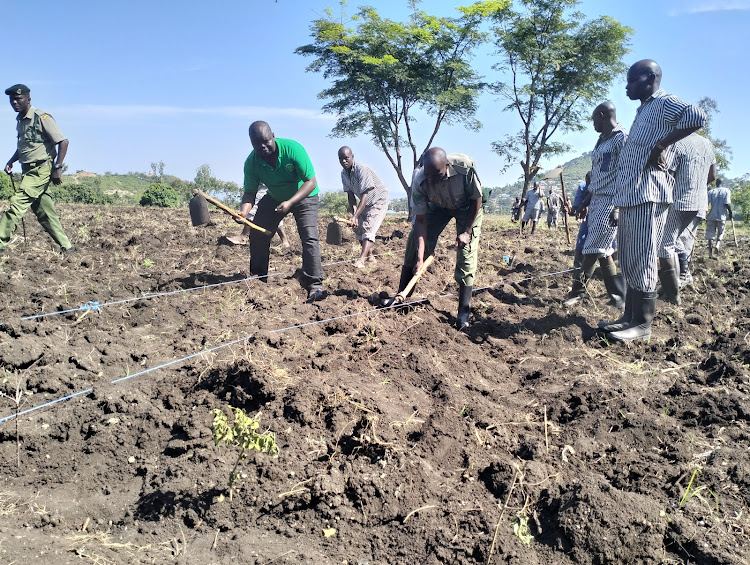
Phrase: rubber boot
[
  {"left": 677, "top": 252, "right": 692, "bottom": 287},
  {"left": 708, "top": 240, "right": 714, "bottom": 259},
  {"left": 598, "top": 286, "right": 633, "bottom": 332},
  {"left": 563, "top": 272, "right": 585, "bottom": 306},
  {"left": 658, "top": 268, "right": 681, "bottom": 305},
  {"left": 457, "top": 283, "right": 473, "bottom": 329},
  {"left": 602, "top": 271, "right": 626, "bottom": 311},
  {"left": 607, "top": 290, "right": 657, "bottom": 342},
  {"left": 530, "top": 221, "right": 537, "bottom": 234},
  {"left": 714, "top": 241, "right": 721, "bottom": 258}
]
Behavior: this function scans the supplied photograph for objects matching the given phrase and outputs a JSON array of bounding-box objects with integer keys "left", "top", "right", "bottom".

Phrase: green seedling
[
  {"left": 142, "top": 258, "right": 155, "bottom": 268},
  {"left": 511, "top": 510, "right": 533, "bottom": 546},
  {"left": 679, "top": 468, "right": 719, "bottom": 516},
  {"left": 212, "top": 407, "right": 280, "bottom": 500}
]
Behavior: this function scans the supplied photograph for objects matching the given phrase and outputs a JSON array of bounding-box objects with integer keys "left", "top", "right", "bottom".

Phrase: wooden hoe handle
[
  {"left": 395, "top": 255, "right": 435, "bottom": 303},
  {"left": 194, "top": 189, "right": 272, "bottom": 236}
]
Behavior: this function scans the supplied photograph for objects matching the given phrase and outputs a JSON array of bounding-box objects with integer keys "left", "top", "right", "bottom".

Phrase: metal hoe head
[{"left": 189, "top": 194, "right": 211, "bottom": 226}]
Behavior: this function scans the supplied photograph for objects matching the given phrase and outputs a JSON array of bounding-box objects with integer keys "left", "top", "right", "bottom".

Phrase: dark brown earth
[{"left": 0, "top": 204, "right": 748, "bottom": 565}]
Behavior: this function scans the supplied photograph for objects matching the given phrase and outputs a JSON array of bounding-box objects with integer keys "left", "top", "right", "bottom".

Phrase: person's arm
[
  {"left": 238, "top": 156, "right": 259, "bottom": 220},
  {"left": 51, "top": 139, "right": 68, "bottom": 185},
  {"left": 4, "top": 150, "right": 19, "bottom": 174},
  {"left": 275, "top": 177, "right": 317, "bottom": 215},
  {"left": 414, "top": 213, "right": 427, "bottom": 274},
  {"left": 457, "top": 197, "right": 481, "bottom": 248},
  {"left": 647, "top": 127, "right": 700, "bottom": 169},
  {"left": 351, "top": 192, "right": 367, "bottom": 223}
]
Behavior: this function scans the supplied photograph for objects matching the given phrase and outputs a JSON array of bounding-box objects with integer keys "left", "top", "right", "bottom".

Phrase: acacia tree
[
  {"left": 697, "top": 97, "right": 732, "bottom": 172},
  {"left": 483, "top": 0, "right": 632, "bottom": 197},
  {"left": 296, "top": 1, "right": 511, "bottom": 203}
]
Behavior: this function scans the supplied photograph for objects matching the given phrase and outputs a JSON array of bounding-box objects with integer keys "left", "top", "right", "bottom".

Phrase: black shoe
[{"left": 307, "top": 289, "right": 325, "bottom": 302}]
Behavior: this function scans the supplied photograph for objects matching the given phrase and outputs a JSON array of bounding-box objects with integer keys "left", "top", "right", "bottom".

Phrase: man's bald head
[
  {"left": 626, "top": 59, "right": 662, "bottom": 102},
  {"left": 249, "top": 121, "right": 273, "bottom": 141},
  {"left": 592, "top": 101, "right": 617, "bottom": 133},
  {"left": 249, "top": 121, "right": 276, "bottom": 160},
  {"left": 423, "top": 147, "right": 449, "bottom": 184}
]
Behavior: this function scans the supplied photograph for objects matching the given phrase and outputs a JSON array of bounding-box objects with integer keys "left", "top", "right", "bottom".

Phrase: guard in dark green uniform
[{"left": 1, "top": 84, "right": 74, "bottom": 255}]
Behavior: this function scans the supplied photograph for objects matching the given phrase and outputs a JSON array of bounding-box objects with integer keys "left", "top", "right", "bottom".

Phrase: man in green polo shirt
[
  {"left": 240, "top": 121, "right": 324, "bottom": 301},
  {"left": 1, "top": 84, "right": 74, "bottom": 255}
]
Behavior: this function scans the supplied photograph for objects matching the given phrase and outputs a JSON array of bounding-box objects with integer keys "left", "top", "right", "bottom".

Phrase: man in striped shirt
[
  {"left": 338, "top": 146, "right": 390, "bottom": 268},
  {"left": 565, "top": 101, "right": 626, "bottom": 310},
  {"left": 658, "top": 133, "right": 715, "bottom": 301},
  {"left": 600, "top": 60, "right": 706, "bottom": 342}
]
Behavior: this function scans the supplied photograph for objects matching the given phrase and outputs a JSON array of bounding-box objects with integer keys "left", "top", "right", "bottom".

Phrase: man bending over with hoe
[{"left": 381, "top": 147, "right": 484, "bottom": 329}]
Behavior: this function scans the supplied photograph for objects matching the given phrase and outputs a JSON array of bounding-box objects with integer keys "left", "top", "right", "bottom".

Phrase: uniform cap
[{"left": 5, "top": 84, "right": 30, "bottom": 95}]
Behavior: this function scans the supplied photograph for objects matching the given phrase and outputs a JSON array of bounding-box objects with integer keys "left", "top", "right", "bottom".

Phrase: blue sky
[{"left": 4, "top": 0, "right": 749, "bottom": 198}]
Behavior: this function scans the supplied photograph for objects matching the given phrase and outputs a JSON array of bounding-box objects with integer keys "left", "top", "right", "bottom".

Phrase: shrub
[
  {"left": 0, "top": 174, "right": 12, "bottom": 200},
  {"left": 319, "top": 191, "right": 349, "bottom": 216},
  {"left": 67, "top": 182, "right": 113, "bottom": 205},
  {"left": 140, "top": 183, "right": 180, "bottom": 208}
]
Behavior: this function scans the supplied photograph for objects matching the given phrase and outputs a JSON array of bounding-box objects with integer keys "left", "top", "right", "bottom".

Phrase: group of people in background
[{"left": 0, "top": 59, "right": 737, "bottom": 341}]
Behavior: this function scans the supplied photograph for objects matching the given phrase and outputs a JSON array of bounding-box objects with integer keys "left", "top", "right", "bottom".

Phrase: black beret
[{"left": 5, "top": 84, "right": 30, "bottom": 95}]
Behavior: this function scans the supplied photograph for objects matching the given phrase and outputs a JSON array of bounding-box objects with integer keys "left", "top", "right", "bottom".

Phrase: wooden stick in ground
[
  {"left": 731, "top": 217, "right": 738, "bottom": 246},
  {"left": 395, "top": 255, "right": 435, "bottom": 303},
  {"left": 193, "top": 189, "right": 272, "bottom": 236},
  {"left": 558, "top": 172, "right": 572, "bottom": 245}
]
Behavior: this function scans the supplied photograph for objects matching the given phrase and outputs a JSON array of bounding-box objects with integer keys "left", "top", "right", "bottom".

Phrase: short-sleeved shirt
[
  {"left": 525, "top": 188, "right": 544, "bottom": 211},
  {"left": 706, "top": 187, "right": 732, "bottom": 221},
  {"left": 589, "top": 124, "right": 627, "bottom": 198},
  {"left": 614, "top": 89, "right": 706, "bottom": 207},
  {"left": 243, "top": 138, "right": 318, "bottom": 202},
  {"left": 341, "top": 161, "right": 388, "bottom": 207},
  {"left": 16, "top": 106, "right": 66, "bottom": 163},
  {"left": 411, "top": 153, "right": 481, "bottom": 216},
  {"left": 670, "top": 133, "right": 715, "bottom": 213}
]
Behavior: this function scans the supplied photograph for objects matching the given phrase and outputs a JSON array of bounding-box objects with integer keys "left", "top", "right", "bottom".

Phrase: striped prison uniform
[
  {"left": 659, "top": 133, "right": 715, "bottom": 258},
  {"left": 614, "top": 89, "right": 707, "bottom": 291},
  {"left": 583, "top": 124, "right": 627, "bottom": 257}
]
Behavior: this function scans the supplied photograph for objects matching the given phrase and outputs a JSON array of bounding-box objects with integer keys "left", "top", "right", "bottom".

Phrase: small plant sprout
[
  {"left": 211, "top": 406, "right": 280, "bottom": 500},
  {"left": 512, "top": 510, "right": 534, "bottom": 546},
  {"left": 142, "top": 258, "right": 155, "bottom": 268}
]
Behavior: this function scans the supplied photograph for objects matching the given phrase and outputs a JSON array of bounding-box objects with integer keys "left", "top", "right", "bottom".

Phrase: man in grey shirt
[
  {"left": 521, "top": 182, "right": 545, "bottom": 234},
  {"left": 705, "top": 178, "right": 732, "bottom": 258},
  {"left": 338, "top": 146, "right": 389, "bottom": 268}
]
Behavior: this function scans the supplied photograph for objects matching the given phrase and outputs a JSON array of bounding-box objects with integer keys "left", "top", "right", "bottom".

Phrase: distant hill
[{"left": 483, "top": 152, "right": 593, "bottom": 214}]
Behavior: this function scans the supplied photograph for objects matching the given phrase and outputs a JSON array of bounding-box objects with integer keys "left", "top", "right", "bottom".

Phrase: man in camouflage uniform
[{"left": 1, "top": 84, "right": 73, "bottom": 254}]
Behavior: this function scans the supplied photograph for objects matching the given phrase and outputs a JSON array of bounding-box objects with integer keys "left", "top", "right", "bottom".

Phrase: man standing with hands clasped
[{"left": 1, "top": 84, "right": 74, "bottom": 255}]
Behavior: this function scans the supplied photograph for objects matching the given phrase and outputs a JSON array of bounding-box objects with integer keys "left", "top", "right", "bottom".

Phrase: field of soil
[{"left": 0, "top": 203, "right": 748, "bottom": 565}]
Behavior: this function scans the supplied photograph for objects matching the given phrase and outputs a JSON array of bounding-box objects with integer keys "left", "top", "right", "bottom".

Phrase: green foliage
[
  {"left": 212, "top": 407, "right": 280, "bottom": 499},
  {"left": 320, "top": 191, "right": 349, "bottom": 216},
  {"left": 140, "top": 183, "right": 181, "bottom": 208},
  {"left": 296, "top": 2, "right": 509, "bottom": 197},
  {"left": 389, "top": 197, "right": 409, "bottom": 213},
  {"left": 0, "top": 174, "right": 12, "bottom": 200},
  {"left": 697, "top": 97, "right": 732, "bottom": 172},
  {"left": 67, "top": 180, "right": 113, "bottom": 205},
  {"left": 732, "top": 175, "right": 750, "bottom": 223},
  {"left": 484, "top": 0, "right": 633, "bottom": 196}
]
